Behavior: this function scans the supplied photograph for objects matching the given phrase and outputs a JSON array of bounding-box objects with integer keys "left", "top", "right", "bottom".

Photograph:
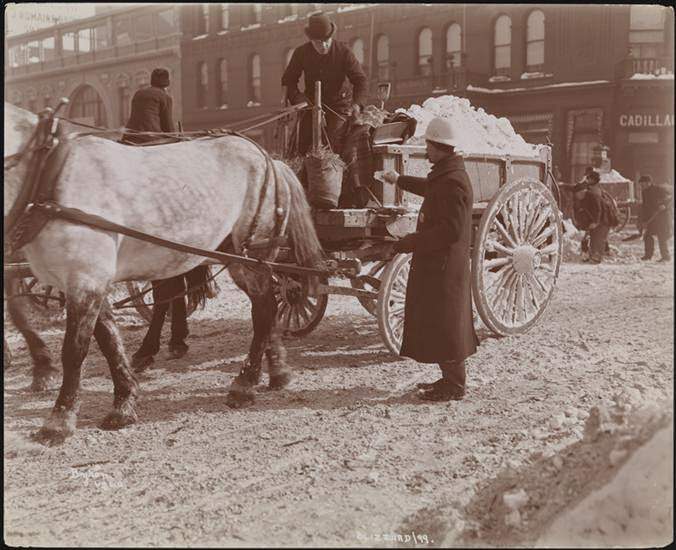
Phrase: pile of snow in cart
[{"left": 397, "top": 95, "right": 545, "bottom": 158}]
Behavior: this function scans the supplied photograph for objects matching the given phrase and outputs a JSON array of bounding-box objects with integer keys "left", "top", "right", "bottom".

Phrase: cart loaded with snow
[{"left": 274, "top": 89, "right": 563, "bottom": 353}]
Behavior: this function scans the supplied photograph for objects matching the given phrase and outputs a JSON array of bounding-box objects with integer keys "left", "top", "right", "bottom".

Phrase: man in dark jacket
[
  {"left": 639, "top": 175, "right": 672, "bottom": 262},
  {"left": 573, "top": 170, "right": 607, "bottom": 264},
  {"left": 381, "top": 117, "right": 479, "bottom": 402},
  {"left": 123, "top": 67, "right": 175, "bottom": 144},
  {"left": 281, "top": 11, "right": 368, "bottom": 156}
]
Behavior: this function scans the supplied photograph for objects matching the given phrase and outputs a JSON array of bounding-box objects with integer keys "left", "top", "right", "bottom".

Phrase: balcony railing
[
  {"left": 6, "top": 33, "right": 181, "bottom": 77},
  {"left": 615, "top": 55, "right": 674, "bottom": 79}
]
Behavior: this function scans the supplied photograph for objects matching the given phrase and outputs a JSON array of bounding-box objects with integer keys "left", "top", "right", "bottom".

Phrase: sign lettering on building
[{"left": 619, "top": 113, "right": 674, "bottom": 128}]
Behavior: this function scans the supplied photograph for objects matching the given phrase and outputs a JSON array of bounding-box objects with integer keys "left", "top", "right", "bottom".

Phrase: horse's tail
[
  {"left": 278, "top": 162, "right": 324, "bottom": 268},
  {"left": 184, "top": 265, "right": 219, "bottom": 311}
]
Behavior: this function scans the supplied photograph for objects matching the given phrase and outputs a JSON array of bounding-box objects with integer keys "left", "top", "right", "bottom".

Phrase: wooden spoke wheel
[
  {"left": 377, "top": 253, "right": 411, "bottom": 355},
  {"left": 350, "top": 260, "right": 388, "bottom": 316},
  {"left": 472, "top": 178, "right": 562, "bottom": 336},
  {"left": 612, "top": 203, "right": 632, "bottom": 233},
  {"left": 123, "top": 281, "right": 198, "bottom": 324},
  {"left": 19, "top": 276, "right": 65, "bottom": 311},
  {"left": 274, "top": 273, "right": 328, "bottom": 337}
]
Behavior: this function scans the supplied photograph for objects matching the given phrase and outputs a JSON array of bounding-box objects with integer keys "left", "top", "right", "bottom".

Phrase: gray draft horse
[{"left": 4, "top": 103, "right": 323, "bottom": 444}]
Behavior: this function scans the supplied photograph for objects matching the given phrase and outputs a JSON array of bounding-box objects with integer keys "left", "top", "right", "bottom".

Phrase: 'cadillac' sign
[{"left": 619, "top": 113, "right": 674, "bottom": 128}]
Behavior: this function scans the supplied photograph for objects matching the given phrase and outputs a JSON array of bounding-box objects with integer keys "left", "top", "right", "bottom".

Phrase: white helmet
[{"left": 424, "top": 117, "right": 459, "bottom": 147}]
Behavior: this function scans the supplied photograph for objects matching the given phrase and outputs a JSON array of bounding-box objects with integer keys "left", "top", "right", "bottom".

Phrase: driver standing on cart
[{"left": 281, "top": 11, "right": 368, "bottom": 158}]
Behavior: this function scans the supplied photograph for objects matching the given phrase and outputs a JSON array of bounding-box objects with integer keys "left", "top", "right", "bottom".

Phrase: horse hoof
[
  {"left": 132, "top": 354, "right": 154, "bottom": 373},
  {"left": 31, "top": 369, "right": 60, "bottom": 392},
  {"left": 225, "top": 390, "right": 255, "bottom": 409},
  {"left": 35, "top": 408, "right": 77, "bottom": 445},
  {"left": 168, "top": 344, "right": 189, "bottom": 360},
  {"left": 268, "top": 371, "right": 292, "bottom": 390},
  {"left": 100, "top": 409, "right": 138, "bottom": 430}
]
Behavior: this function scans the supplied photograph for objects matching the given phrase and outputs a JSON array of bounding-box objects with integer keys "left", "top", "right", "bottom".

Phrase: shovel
[{"left": 622, "top": 209, "right": 662, "bottom": 241}]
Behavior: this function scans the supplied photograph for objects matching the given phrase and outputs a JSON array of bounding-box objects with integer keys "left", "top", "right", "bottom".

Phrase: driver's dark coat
[{"left": 396, "top": 154, "right": 479, "bottom": 363}]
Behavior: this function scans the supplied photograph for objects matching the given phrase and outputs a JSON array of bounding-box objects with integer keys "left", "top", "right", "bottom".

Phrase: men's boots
[{"left": 419, "top": 360, "right": 466, "bottom": 401}]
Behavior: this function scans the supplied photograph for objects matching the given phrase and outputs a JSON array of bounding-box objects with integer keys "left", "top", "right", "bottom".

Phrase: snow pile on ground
[{"left": 397, "top": 95, "right": 542, "bottom": 158}]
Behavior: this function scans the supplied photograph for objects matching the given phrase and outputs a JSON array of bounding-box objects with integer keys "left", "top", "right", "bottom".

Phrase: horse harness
[{"left": 2, "top": 108, "right": 328, "bottom": 278}]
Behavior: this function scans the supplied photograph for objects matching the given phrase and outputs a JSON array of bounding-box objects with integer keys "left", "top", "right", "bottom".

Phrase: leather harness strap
[{"left": 32, "top": 201, "right": 329, "bottom": 277}]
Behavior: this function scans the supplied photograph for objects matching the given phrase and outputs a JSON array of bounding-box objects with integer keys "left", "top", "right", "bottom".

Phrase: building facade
[
  {"left": 5, "top": 4, "right": 183, "bottom": 128},
  {"left": 6, "top": 4, "right": 674, "bottom": 186}
]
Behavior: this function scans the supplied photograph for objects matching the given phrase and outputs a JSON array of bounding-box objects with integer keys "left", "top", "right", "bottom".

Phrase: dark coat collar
[{"left": 429, "top": 154, "right": 466, "bottom": 182}]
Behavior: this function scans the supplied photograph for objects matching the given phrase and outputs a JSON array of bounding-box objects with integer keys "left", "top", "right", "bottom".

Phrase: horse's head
[{"left": 4, "top": 102, "right": 38, "bottom": 215}]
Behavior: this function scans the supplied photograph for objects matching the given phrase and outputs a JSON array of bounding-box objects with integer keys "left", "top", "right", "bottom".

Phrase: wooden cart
[{"left": 273, "top": 139, "right": 563, "bottom": 354}]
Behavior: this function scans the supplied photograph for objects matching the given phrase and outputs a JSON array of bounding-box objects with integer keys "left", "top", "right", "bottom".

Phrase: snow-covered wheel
[
  {"left": 377, "top": 253, "right": 411, "bottom": 355},
  {"left": 274, "top": 273, "right": 328, "bottom": 337},
  {"left": 472, "top": 178, "right": 562, "bottom": 336}
]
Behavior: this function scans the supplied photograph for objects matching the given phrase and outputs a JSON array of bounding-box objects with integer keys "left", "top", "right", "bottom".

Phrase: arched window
[
  {"left": 351, "top": 38, "right": 365, "bottom": 65},
  {"left": 526, "top": 10, "right": 545, "bottom": 71},
  {"left": 197, "top": 61, "right": 208, "bottom": 108},
  {"left": 252, "top": 4, "right": 262, "bottom": 24},
  {"left": 446, "top": 23, "right": 462, "bottom": 69},
  {"left": 376, "top": 34, "right": 390, "bottom": 80},
  {"left": 196, "top": 4, "right": 209, "bottom": 35},
  {"left": 494, "top": 15, "right": 511, "bottom": 76},
  {"left": 69, "top": 85, "right": 108, "bottom": 127},
  {"left": 418, "top": 27, "right": 433, "bottom": 76},
  {"left": 250, "top": 54, "right": 261, "bottom": 103},
  {"left": 218, "top": 59, "right": 228, "bottom": 108}
]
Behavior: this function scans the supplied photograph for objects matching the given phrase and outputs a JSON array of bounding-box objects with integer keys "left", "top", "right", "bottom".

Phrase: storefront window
[
  {"left": 418, "top": 28, "right": 433, "bottom": 76},
  {"left": 567, "top": 109, "right": 603, "bottom": 183},
  {"left": 376, "top": 35, "right": 390, "bottom": 80},
  {"left": 26, "top": 40, "right": 40, "bottom": 63},
  {"left": 494, "top": 15, "right": 511, "bottom": 76},
  {"left": 525, "top": 10, "right": 545, "bottom": 71},
  {"left": 9, "top": 44, "right": 27, "bottom": 67}
]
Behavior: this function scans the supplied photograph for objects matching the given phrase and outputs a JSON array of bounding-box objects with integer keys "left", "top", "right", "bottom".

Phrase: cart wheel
[
  {"left": 472, "top": 178, "right": 562, "bottom": 336},
  {"left": 350, "top": 260, "right": 388, "bottom": 316},
  {"left": 123, "top": 281, "right": 198, "bottom": 324},
  {"left": 19, "top": 276, "right": 65, "bottom": 311},
  {"left": 377, "top": 253, "right": 411, "bottom": 355},
  {"left": 613, "top": 205, "right": 631, "bottom": 232},
  {"left": 274, "top": 273, "right": 328, "bottom": 337}
]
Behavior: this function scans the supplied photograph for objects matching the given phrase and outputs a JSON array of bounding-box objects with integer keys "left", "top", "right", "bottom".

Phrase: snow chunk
[
  {"left": 398, "top": 94, "right": 541, "bottom": 157},
  {"left": 503, "top": 489, "right": 529, "bottom": 510},
  {"left": 489, "top": 75, "right": 511, "bottom": 83}
]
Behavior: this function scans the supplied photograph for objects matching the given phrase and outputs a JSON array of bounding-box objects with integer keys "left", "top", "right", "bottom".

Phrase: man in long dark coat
[
  {"left": 639, "top": 175, "right": 672, "bottom": 262},
  {"left": 281, "top": 11, "right": 368, "bottom": 156},
  {"left": 122, "top": 67, "right": 175, "bottom": 144},
  {"left": 382, "top": 117, "right": 479, "bottom": 401}
]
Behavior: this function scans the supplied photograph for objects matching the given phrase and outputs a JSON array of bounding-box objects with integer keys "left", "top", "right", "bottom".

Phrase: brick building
[{"left": 6, "top": 4, "right": 674, "bottom": 185}]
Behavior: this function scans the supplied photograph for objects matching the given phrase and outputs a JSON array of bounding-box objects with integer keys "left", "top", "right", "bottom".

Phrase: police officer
[
  {"left": 281, "top": 11, "right": 368, "bottom": 156},
  {"left": 123, "top": 67, "right": 175, "bottom": 144},
  {"left": 639, "top": 175, "right": 672, "bottom": 262},
  {"left": 381, "top": 118, "right": 479, "bottom": 401}
]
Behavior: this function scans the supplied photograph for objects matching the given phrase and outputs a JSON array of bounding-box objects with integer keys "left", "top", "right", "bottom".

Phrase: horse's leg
[
  {"left": 225, "top": 288, "right": 274, "bottom": 408},
  {"left": 5, "top": 273, "right": 58, "bottom": 391},
  {"left": 168, "top": 295, "right": 189, "bottom": 359},
  {"left": 131, "top": 280, "right": 169, "bottom": 371},
  {"left": 94, "top": 302, "right": 140, "bottom": 430},
  {"left": 266, "top": 297, "right": 292, "bottom": 390},
  {"left": 37, "top": 287, "right": 106, "bottom": 444}
]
